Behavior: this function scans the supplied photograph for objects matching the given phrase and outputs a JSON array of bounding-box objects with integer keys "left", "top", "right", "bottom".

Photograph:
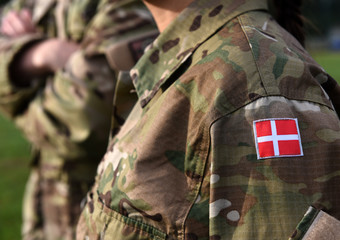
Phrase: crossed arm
[{"left": 1, "top": 9, "right": 79, "bottom": 85}]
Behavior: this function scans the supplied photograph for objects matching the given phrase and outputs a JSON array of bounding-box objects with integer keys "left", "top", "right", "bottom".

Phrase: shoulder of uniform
[
  {"left": 238, "top": 11, "right": 332, "bottom": 109},
  {"left": 181, "top": 17, "right": 264, "bottom": 117}
]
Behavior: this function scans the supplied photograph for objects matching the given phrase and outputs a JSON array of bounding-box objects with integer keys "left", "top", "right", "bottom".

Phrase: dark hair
[{"left": 272, "top": 0, "right": 305, "bottom": 46}]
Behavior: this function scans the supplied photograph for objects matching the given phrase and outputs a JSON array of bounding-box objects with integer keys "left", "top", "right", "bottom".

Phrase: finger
[
  {"left": 19, "top": 9, "right": 36, "bottom": 32},
  {"left": 1, "top": 13, "right": 12, "bottom": 35},
  {"left": 6, "top": 11, "right": 26, "bottom": 36},
  {"left": 20, "top": 9, "right": 33, "bottom": 21},
  {"left": 1, "top": 18, "right": 17, "bottom": 36}
]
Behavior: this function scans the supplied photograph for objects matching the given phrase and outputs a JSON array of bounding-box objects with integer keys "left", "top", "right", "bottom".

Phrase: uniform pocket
[
  {"left": 289, "top": 206, "right": 340, "bottom": 240},
  {"left": 89, "top": 193, "right": 167, "bottom": 240}
]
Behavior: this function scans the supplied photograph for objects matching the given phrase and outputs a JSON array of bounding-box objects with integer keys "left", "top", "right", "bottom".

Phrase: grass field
[
  {"left": 0, "top": 115, "right": 30, "bottom": 239},
  {"left": 311, "top": 50, "right": 340, "bottom": 81},
  {"left": 0, "top": 51, "right": 338, "bottom": 239}
]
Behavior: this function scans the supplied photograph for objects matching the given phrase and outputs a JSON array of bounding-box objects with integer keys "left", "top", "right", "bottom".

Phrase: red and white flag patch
[{"left": 253, "top": 118, "right": 303, "bottom": 159}]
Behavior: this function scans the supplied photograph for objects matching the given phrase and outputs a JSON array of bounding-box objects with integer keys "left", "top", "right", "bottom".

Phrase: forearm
[{"left": 10, "top": 39, "right": 80, "bottom": 86}]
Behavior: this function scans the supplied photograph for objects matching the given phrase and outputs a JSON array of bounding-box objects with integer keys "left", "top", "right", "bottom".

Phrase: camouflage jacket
[{"left": 78, "top": 0, "right": 340, "bottom": 239}]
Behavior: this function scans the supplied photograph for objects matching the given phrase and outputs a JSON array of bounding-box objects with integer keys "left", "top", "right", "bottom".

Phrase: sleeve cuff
[{"left": 0, "top": 33, "right": 45, "bottom": 116}]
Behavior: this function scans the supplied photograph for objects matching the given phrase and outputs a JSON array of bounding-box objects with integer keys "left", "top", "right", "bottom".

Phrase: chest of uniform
[{"left": 96, "top": 82, "right": 211, "bottom": 236}]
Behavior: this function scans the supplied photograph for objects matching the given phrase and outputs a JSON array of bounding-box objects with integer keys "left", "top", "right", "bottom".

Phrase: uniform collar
[{"left": 131, "top": 0, "right": 268, "bottom": 107}]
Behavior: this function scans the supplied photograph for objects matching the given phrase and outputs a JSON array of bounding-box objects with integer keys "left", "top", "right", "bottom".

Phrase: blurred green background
[
  {"left": 0, "top": 0, "right": 339, "bottom": 239},
  {"left": 0, "top": 115, "right": 30, "bottom": 239}
]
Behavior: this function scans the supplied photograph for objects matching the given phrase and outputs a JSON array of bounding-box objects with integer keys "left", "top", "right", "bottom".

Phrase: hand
[
  {"left": 1, "top": 9, "right": 36, "bottom": 37},
  {"left": 31, "top": 39, "right": 80, "bottom": 72}
]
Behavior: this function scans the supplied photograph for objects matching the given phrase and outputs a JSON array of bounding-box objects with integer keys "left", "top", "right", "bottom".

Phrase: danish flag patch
[{"left": 253, "top": 118, "right": 303, "bottom": 160}]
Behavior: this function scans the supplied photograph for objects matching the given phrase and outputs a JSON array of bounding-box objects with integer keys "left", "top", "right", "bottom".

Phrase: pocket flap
[{"left": 290, "top": 206, "right": 340, "bottom": 240}]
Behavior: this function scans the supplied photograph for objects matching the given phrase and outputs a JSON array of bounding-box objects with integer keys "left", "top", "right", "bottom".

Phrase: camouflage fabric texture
[
  {"left": 0, "top": 0, "right": 156, "bottom": 239},
  {"left": 76, "top": 0, "right": 340, "bottom": 239}
]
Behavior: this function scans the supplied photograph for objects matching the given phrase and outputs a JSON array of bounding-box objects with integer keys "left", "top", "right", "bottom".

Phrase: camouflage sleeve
[
  {"left": 0, "top": 34, "right": 45, "bottom": 116},
  {"left": 13, "top": 49, "right": 115, "bottom": 160},
  {"left": 0, "top": 0, "right": 46, "bottom": 116},
  {"left": 208, "top": 96, "right": 340, "bottom": 239},
  {"left": 2, "top": 0, "right": 28, "bottom": 13}
]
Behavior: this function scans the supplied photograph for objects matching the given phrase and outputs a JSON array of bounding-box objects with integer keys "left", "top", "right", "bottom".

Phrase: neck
[{"left": 143, "top": 0, "right": 194, "bottom": 32}]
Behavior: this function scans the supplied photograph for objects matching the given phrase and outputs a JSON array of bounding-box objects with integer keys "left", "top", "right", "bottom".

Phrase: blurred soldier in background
[{"left": 0, "top": 0, "right": 157, "bottom": 239}]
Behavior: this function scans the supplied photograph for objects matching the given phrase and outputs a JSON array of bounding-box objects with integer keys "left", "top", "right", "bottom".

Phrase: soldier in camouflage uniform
[
  {"left": 76, "top": 0, "right": 340, "bottom": 239},
  {"left": 0, "top": 0, "right": 157, "bottom": 239}
]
